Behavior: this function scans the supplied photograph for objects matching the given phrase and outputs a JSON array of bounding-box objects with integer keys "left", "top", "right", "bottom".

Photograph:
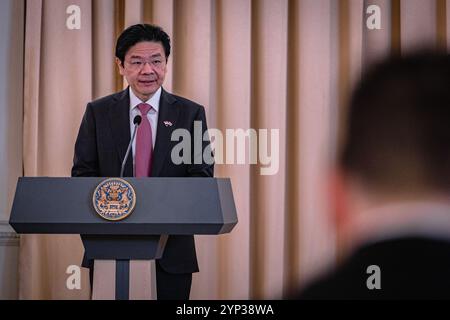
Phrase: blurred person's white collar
[{"left": 350, "top": 199, "right": 450, "bottom": 250}]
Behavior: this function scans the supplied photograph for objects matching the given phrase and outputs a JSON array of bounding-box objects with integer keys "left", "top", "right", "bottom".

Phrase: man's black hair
[{"left": 115, "top": 23, "right": 171, "bottom": 66}]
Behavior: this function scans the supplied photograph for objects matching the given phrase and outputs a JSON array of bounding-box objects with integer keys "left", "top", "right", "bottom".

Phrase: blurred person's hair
[
  {"left": 340, "top": 51, "right": 450, "bottom": 196},
  {"left": 115, "top": 23, "right": 171, "bottom": 66}
]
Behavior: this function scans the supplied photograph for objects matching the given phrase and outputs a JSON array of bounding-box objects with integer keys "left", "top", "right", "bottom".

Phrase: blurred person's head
[
  {"left": 115, "top": 24, "right": 170, "bottom": 101},
  {"left": 332, "top": 51, "right": 450, "bottom": 249}
]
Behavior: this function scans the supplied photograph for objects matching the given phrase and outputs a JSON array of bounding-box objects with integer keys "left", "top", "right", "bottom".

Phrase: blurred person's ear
[
  {"left": 328, "top": 169, "right": 350, "bottom": 232},
  {"left": 328, "top": 169, "right": 357, "bottom": 252}
]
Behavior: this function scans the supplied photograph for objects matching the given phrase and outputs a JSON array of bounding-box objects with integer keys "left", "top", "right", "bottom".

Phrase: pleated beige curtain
[{"left": 20, "top": 0, "right": 449, "bottom": 299}]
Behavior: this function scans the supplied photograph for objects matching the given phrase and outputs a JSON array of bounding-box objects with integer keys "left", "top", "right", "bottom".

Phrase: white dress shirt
[{"left": 129, "top": 86, "right": 161, "bottom": 172}]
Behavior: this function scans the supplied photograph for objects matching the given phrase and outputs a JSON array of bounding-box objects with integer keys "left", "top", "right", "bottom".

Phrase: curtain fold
[{"left": 22, "top": 0, "right": 95, "bottom": 299}]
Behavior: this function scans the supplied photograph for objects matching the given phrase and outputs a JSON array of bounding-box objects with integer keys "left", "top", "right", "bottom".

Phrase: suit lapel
[
  {"left": 108, "top": 88, "right": 133, "bottom": 177},
  {"left": 151, "top": 88, "right": 179, "bottom": 176}
]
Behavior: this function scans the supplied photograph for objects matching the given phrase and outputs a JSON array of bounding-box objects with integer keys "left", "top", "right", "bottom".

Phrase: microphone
[{"left": 120, "top": 115, "right": 142, "bottom": 177}]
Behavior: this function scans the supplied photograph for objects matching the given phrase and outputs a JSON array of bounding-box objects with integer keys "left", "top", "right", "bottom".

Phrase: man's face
[{"left": 117, "top": 41, "right": 167, "bottom": 101}]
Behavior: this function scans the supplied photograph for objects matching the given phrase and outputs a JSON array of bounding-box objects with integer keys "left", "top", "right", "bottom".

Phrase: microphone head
[{"left": 134, "top": 115, "right": 142, "bottom": 125}]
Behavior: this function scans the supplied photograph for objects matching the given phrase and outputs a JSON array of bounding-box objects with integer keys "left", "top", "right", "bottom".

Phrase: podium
[{"left": 9, "top": 177, "right": 238, "bottom": 300}]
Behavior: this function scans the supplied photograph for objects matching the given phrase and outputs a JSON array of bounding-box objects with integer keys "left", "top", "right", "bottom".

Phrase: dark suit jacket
[
  {"left": 295, "top": 236, "right": 450, "bottom": 299},
  {"left": 72, "top": 87, "right": 214, "bottom": 274}
]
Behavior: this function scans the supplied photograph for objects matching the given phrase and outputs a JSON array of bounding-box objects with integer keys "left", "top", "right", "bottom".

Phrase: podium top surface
[{"left": 9, "top": 177, "right": 237, "bottom": 236}]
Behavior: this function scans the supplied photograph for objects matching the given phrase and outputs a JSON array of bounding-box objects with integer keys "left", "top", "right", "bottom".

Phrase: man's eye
[
  {"left": 153, "top": 60, "right": 161, "bottom": 64},
  {"left": 132, "top": 61, "right": 142, "bottom": 65}
]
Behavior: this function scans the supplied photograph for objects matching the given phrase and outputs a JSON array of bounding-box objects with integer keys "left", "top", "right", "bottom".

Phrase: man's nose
[{"left": 140, "top": 62, "right": 153, "bottom": 74}]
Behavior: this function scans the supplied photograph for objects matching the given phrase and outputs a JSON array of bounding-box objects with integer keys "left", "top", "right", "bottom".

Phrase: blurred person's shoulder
[
  {"left": 293, "top": 253, "right": 370, "bottom": 300},
  {"left": 294, "top": 236, "right": 450, "bottom": 300}
]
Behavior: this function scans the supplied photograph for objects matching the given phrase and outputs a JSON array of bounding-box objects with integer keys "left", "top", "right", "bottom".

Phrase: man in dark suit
[
  {"left": 72, "top": 24, "right": 213, "bottom": 300},
  {"left": 296, "top": 52, "right": 450, "bottom": 299}
]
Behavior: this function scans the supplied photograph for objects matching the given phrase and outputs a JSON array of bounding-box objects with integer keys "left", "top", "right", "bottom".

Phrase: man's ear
[{"left": 116, "top": 58, "right": 125, "bottom": 76}]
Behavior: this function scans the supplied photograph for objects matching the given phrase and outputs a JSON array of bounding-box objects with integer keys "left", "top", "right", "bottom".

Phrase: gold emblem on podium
[{"left": 92, "top": 178, "right": 136, "bottom": 221}]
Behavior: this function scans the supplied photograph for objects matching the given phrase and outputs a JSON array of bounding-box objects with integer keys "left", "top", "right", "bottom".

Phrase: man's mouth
[{"left": 139, "top": 80, "right": 156, "bottom": 85}]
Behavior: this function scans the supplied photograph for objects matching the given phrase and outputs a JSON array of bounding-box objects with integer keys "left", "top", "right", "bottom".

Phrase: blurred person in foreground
[{"left": 297, "top": 51, "right": 450, "bottom": 299}]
